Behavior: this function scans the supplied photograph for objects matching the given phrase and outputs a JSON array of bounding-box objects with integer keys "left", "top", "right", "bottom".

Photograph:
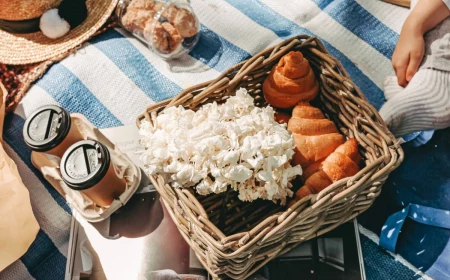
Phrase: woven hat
[{"left": 0, "top": 0, "right": 118, "bottom": 65}]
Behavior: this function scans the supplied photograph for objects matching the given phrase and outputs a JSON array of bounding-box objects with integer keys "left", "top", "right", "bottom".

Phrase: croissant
[
  {"left": 288, "top": 102, "right": 344, "bottom": 167},
  {"left": 263, "top": 51, "right": 319, "bottom": 108},
  {"left": 293, "top": 139, "right": 361, "bottom": 201}
]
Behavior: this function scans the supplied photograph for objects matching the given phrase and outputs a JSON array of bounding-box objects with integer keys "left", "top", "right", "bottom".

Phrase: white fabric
[{"left": 380, "top": 69, "right": 450, "bottom": 137}]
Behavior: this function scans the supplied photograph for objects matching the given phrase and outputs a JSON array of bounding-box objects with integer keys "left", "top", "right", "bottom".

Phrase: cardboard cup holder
[{"left": 31, "top": 113, "right": 141, "bottom": 222}]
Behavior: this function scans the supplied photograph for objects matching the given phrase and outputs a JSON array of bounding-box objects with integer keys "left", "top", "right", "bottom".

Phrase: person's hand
[{"left": 392, "top": 22, "right": 425, "bottom": 87}]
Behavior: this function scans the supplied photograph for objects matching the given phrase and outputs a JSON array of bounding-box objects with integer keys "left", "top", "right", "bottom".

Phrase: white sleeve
[{"left": 443, "top": 0, "right": 450, "bottom": 10}]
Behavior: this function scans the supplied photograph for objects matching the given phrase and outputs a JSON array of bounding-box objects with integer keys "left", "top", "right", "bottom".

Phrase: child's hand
[
  {"left": 392, "top": 22, "right": 424, "bottom": 87},
  {"left": 392, "top": 0, "right": 450, "bottom": 87}
]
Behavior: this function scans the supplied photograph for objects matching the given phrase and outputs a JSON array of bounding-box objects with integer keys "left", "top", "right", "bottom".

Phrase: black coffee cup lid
[
  {"left": 23, "top": 105, "right": 71, "bottom": 152},
  {"left": 60, "top": 140, "right": 111, "bottom": 190}
]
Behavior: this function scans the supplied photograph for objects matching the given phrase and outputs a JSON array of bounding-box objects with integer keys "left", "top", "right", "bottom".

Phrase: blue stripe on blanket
[
  {"left": 227, "top": 0, "right": 385, "bottom": 109},
  {"left": 312, "top": 0, "right": 398, "bottom": 58},
  {"left": 90, "top": 30, "right": 182, "bottom": 102},
  {"left": 21, "top": 230, "right": 66, "bottom": 280},
  {"left": 190, "top": 25, "right": 251, "bottom": 72},
  {"left": 3, "top": 114, "right": 72, "bottom": 214},
  {"left": 36, "top": 64, "right": 122, "bottom": 128},
  {"left": 314, "top": 0, "right": 333, "bottom": 9}
]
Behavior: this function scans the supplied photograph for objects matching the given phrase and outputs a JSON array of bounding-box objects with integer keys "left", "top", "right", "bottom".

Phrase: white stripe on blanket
[{"left": 14, "top": 86, "right": 59, "bottom": 119}]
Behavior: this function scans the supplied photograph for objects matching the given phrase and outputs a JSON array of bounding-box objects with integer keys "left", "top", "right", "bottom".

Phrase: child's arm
[{"left": 392, "top": 0, "right": 450, "bottom": 87}]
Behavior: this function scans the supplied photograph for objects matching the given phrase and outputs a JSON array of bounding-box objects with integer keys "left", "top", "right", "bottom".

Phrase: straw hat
[{"left": 0, "top": 0, "right": 118, "bottom": 65}]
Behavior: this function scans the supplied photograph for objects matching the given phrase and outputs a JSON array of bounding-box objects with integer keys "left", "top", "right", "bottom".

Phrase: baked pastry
[
  {"left": 287, "top": 102, "right": 344, "bottom": 167},
  {"left": 121, "top": 9, "right": 155, "bottom": 36},
  {"left": 292, "top": 139, "right": 361, "bottom": 202},
  {"left": 160, "top": 5, "right": 197, "bottom": 38},
  {"left": 145, "top": 21, "right": 183, "bottom": 54},
  {"left": 128, "top": 0, "right": 155, "bottom": 10},
  {"left": 121, "top": 0, "right": 198, "bottom": 55},
  {"left": 172, "top": 8, "right": 198, "bottom": 37},
  {"left": 263, "top": 51, "right": 319, "bottom": 108}
]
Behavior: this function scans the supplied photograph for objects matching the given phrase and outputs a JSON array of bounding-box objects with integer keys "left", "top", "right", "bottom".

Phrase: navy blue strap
[{"left": 380, "top": 204, "right": 450, "bottom": 253}]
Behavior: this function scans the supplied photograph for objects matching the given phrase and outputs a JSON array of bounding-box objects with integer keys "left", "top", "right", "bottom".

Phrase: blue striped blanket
[{"left": 1, "top": 1, "right": 443, "bottom": 279}]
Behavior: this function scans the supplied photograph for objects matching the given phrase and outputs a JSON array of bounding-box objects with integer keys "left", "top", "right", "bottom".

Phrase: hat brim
[{"left": 0, "top": 0, "right": 118, "bottom": 65}]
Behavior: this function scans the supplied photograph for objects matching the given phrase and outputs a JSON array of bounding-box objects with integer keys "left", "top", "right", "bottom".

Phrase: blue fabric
[
  {"left": 361, "top": 234, "right": 424, "bottom": 280},
  {"left": 21, "top": 230, "right": 67, "bottom": 280},
  {"left": 403, "top": 130, "right": 435, "bottom": 147},
  {"left": 360, "top": 127, "right": 450, "bottom": 279},
  {"left": 191, "top": 25, "right": 252, "bottom": 72},
  {"left": 380, "top": 204, "right": 450, "bottom": 253}
]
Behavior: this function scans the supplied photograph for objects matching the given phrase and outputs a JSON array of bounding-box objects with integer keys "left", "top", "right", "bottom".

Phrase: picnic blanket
[
  {"left": 359, "top": 127, "right": 450, "bottom": 280},
  {"left": 1, "top": 0, "right": 445, "bottom": 279}
]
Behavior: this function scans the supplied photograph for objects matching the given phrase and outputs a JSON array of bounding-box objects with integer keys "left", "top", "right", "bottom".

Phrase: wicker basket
[{"left": 136, "top": 35, "right": 404, "bottom": 279}]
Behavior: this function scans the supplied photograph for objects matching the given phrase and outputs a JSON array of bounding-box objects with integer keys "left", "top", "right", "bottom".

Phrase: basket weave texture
[{"left": 137, "top": 35, "right": 404, "bottom": 279}]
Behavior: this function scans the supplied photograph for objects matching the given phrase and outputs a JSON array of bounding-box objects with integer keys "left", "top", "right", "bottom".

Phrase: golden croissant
[
  {"left": 287, "top": 102, "right": 344, "bottom": 168},
  {"left": 292, "top": 139, "right": 361, "bottom": 203}
]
